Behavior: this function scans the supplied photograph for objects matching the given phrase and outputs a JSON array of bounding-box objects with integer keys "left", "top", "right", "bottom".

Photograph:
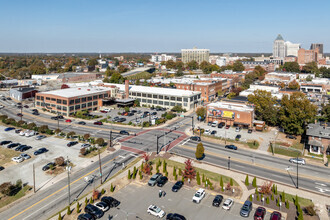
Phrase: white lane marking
[
  {"left": 315, "top": 182, "right": 327, "bottom": 187},
  {"left": 271, "top": 174, "right": 283, "bottom": 178},
  {"left": 118, "top": 155, "right": 125, "bottom": 159},
  {"left": 130, "top": 154, "right": 138, "bottom": 158}
]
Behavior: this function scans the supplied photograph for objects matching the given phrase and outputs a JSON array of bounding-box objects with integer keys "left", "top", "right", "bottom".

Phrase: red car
[
  {"left": 225, "top": 124, "right": 230, "bottom": 129},
  {"left": 270, "top": 211, "right": 282, "bottom": 220},
  {"left": 254, "top": 206, "right": 266, "bottom": 220},
  {"left": 65, "top": 119, "right": 72, "bottom": 123},
  {"left": 100, "top": 110, "right": 107, "bottom": 113},
  {"left": 94, "top": 121, "right": 103, "bottom": 125},
  {"left": 17, "top": 113, "right": 23, "bottom": 117}
]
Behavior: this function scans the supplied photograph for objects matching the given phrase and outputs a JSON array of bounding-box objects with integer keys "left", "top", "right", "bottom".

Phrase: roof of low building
[
  {"left": 306, "top": 122, "right": 330, "bottom": 139},
  {"left": 207, "top": 101, "right": 254, "bottom": 112},
  {"left": 37, "top": 87, "right": 111, "bottom": 98}
]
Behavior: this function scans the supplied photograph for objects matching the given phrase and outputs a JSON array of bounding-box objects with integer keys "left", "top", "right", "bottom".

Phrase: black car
[
  {"left": 131, "top": 110, "right": 137, "bottom": 113},
  {"left": 32, "top": 111, "right": 40, "bottom": 115},
  {"left": 235, "top": 134, "right": 242, "bottom": 140},
  {"left": 151, "top": 112, "right": 157, "bottom": 115},
  {"left": 32, "top": 109, "right": 38, "bottom": 112},
  {"left": 119, "top": 118, "right": 126, "bottom": 122},
  {"left": 42, "top": 162, "right": 56, "bottom": 171},
  {"left": 172, "top": 181, "right": 183, "bottom": 192},
  {"left": 157, "top": 176, "right": 168, "bottom": 187},
  {"left": 6, "top": 97, "right": 11, "bottom": 100},
  {"left": 78, "top": 121, "right": 86, "bottom": 125},
  {"left": 15, "top": 129, "right": 22, "bottom": 133},
  {"left": 225, "top": 145, "right": 238, "bottom": 150},
  {"left": 15, "top": 145, "right": 27, "bottom": 151},
  {"left": 84, "top": 204, "right": 104, "bottom": 219},
  {"left": 127, "top": 112, "right": 134, "bottom": 116},
  {"left": 77, "top": 213, "right": 95, "bottom": 220},
  {"left": 34, "top": 148, "right": 48, "bottom": 155},
  {"left": 190, "top": 136, "right": 201, "bottom": 141},
  {"left": 0, "top": 140, "right": 12, "bottom": 145},
  {"left": 101, "top": 196, "right": 120, "bottom": 208},
  {"left": 248, "top": 129, "right": 253, "bottom": 133},
  {"left": 19, "top": 146, "right": 32, "bottom": 152},
  {"left": 218, "top": 122, "right": 225, "bottom": 128},
  {"left": 212, "top": 195, "right": 224, "bottom": 207},
  {"left": 51, "top": 116, "right": 58, "bottom": 120},
  {"left": 286, "top": 135, "right": 297, "bottom": 139},
  {"left": 67, "top": 141, "right": 78, "bottom": 147},
  {"left": 0, "top": 166, "right": 4, "bottom": 171},
  {"left": 211, "top": 130, "right": 217, "bottom": 135},
  {"left": 57, "top": 115, "right": 64, "bottom": 119},
  {"left": 166, "top": 213, "right": 186, "bottom": 220},
  {"left": 119, "top": 130, "right": 129, "bottom": 135},
  {"left": 7, "top": 143, "right": 20, "bottom": 148}
]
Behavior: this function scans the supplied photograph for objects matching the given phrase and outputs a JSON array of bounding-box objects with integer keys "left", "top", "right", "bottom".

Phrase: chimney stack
[{"left": 125, "top": 80, "right": 129, "bottom": 99}]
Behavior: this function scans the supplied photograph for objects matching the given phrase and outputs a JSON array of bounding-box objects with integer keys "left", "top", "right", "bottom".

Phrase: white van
[
  {"left": 25, "top": 130, "right": 36, "bottom": 137},
  {"left": 20, "top": 130, "right": 28, "bottom": 136},
  {"left": 211, "top": 121, "right": 218, "bottom": 127}
]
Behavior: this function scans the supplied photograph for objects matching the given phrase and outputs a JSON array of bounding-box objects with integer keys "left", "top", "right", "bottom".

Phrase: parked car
[
  {"left": 25, "top": 130, "right": 36, "bottom": 137},
  {"left": 192, "top": 188, "right": 205, "bottom": 203},
  {"left": 166, "top": 213, "right": 186, "bottom": 220},
  {"left": 157, "top": 176, "right": 168, "bottom": 187},
  {"left": 212, "top": 195, "right": 223, "bottom": 207},
  {"left": 81, "top": 143, "right": 91, "bottom": 148},
  {"left": 119, "top": 130, "right": 129, "bottom": 135},
  {"left": 248, "top": 129, "right": 253, "bottom": 133},
  {"left": 211, "top": 130, "right": 217, "bottom": 135},
  {"left": 15, "top": 145, "right": 27, "bottom": 151},
  {"left": 24, "top": 105, "right": 29, "bottom": 108},
  {"left": 148, "top": 173, "right": 163, "bottom": 186},
  {"left": 19, "top": 145, "right": 32, "bottom": 152},
  {"left": 172, "top": 181, "right": 183, "bottom": 192},
  {"left": 42, "top": 162, "right": 56, "bottom": 171},
  {"left": 32, "top": 111, "right": 40, "bottom": 115},
  {"left": 235, "top": 134, "right": 242, "bottom": 140},
  {"left": 7, "top": 143, "right": 20, "bottom": 148},
  {"left": 101, "top": 196, "right": 120, "bottom": 208},
  {"left": 35, "top": 135, "right": 46, "bottom": 140},
  {"left": 190, "top": 136, "right": 201, "bottom": 141},
  {"left": 19, "top": 130, "right": 28, "bottom": 136},
  {"left": 15, "top": 129, "right": 22, "bottom": 133},
  {"left": 217, "top": 122, "right": 226, "bottom": 128},
  {"left": 225, "top": 145, "right": 238, "bottom": 150},
  {"left": 65, "top": 119, "right": 72, "bottom": 123},
  {"left": 94, "top": 121, "right": 103, "bottom": 125},
  {"left": 0, "top": 105, "right": 4, "bottom": 109},
  {"left": 211, "top": 122, "right": 218, "bottom": 127},
  {"left": 0, "top": 166, "right": 4, "bottom": 171},
  {"left": 67, "top": 141, "right": 78, "bottom": 147},
  {"left": 204, "top": 129, "right": 211, "bottom": 135},
  {"left": 34, "top": 148, "right": 48, "bottom": 155},
  {"left": 4, "top": 127, "right": 15, "bottom": 131},
  {"left": 84, "top": 204, "right": 104, "bottom": 219},
  {"left": 20, "top": 153, "right": 31, "bottom": 160},
  {"left": 235, "top": 127, "right": 241, "bottom": 132},
  {"left": 289, "top": 158, "right": 306, "bottom": 165},
  {"left": 94, "top": 201, "right": 109, "bottom": 212},
  {"left": 77, "top": 213, "right": 95, "bottom": 220},
  {"left": 77, "top": 121, "right": 86, "bottom": 125},
  {"left": 51, "top": 116, "right": 58, "bottom": 120},
  {"left": 17, "top": 113, "right": 23, "bottom": 117},
  {"left": 207, "top": 122, "right": 212, "bottom": 126},
  {"left": 240, "top": 200, "right": 252, "bottom": 217},
  {"left": 286, "top": 135, "right": 297, "bottom": 139},
  {"left": 254, "top": 206, "right": 266, "bottom": 220},
  {"left": 12, "top": 156, "right": 24, "bottom": 163},
  {"left": 225, "top": 124, "right": 230, "bottom": 129},
  {"left": 222, "top": 198, "right": 234, "bottom": 210},
  {"left": 270, "top": 211, "right": 282, "bottom": 220},
  {"left": 0, "top": 140, "right": 12, "bottom": 145},
  {"left": 147, "top": 205, "right": 166, "bottom": 218}
]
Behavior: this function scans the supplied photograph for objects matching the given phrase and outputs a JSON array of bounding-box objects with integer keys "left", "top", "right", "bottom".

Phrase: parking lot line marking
[{"left": 8, "top": 155, "right": 119, "bottom": 220}]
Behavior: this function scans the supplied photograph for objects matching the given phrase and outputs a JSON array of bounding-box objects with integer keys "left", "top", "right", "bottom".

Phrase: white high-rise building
[
  {"left": 181, "top": 47, "right": 210, "bottom": 64},
  {"left": 150, "top": 54, "right": 176, "bottom": 63},
  {"left": 273, "top": 34, "right": 285, "bottom": 58},
  {"left": 285, "top": 41, "right": 300, "bottom": 57}
]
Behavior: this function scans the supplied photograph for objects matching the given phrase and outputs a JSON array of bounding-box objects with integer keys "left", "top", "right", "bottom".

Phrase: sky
[{"left": 0, "top": 0, "right": 329, "bottom": 53}]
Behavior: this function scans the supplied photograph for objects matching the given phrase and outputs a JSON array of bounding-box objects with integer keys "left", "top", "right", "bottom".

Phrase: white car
[
  {"left": 192, "top": 188, "right": 205, "bottom": 203},
  {"left": 204, "top": 129, "right": 211, "bottom": 135},
  {"left": 20, "top": 153, "right": 31, "bottom": 160},
  {"left": 12, "top": 156, "right": 24, "bottom": 163},
  {"left": 19, "top": 130, "right": 28, "bottom": 136},
  {"left": 25, "top": 130, "right": 36, "bottom": 137},
  {"left": 222, "top": 198, "right": 234, "bottom": 210},
  {"left": 81, "top": 143, "right": 91, "bottom": 148},
  {"left": 0, "top": 105, "right": 4, "bottom": 109},
  {"left": 289, "top": 158, "right": 306, "bottom": 165},
  {"left": 95, "top": 202, "right": 109, "bottom": 212},
  {"left": 147, "top": 205, "right": 165, "bottom": 218},
  {"left": 211, "top": 122, "right": 218, "bottom": 127}
]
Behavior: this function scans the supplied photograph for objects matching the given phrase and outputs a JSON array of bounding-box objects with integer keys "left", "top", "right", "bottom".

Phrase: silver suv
[
  {"left": 289, "top": 158, "right": 306, "bottom": 165},
  {"left": 148, "top": 173, "right": 162, "bottom": 186}
]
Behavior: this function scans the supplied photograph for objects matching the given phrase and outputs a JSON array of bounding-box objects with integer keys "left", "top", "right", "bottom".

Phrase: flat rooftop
[
  {"left": 38, "top": 87, "right": 111, "bottom": 98},
  {"left": 207, "top": 101, "right": 254, "bottom": 112}
]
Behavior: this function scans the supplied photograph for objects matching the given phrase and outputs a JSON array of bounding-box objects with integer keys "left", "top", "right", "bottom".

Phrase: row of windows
[
  {"left": 36, "top": 93, "right": 109, "bottom": 104},
  {"left": 36, "top": 101, "right": 98, "bottom": 111},
  {"left": 131, "top": 93, "right": 200, "bottom": 102},
  {"left": 136, "top": 98, "right": 186, "bottom": 107}
]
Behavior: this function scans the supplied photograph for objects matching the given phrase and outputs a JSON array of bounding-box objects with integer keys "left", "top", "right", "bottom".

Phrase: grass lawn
[
  {"left": 0, "top": 185, "right": 31, "bottom": 209},
  {"left": 0, "top": 148, "right": 20, "bottom": 166},
  {"left": 83, "top": 146, "right": 108, "bottom": 158},
  {"left": 152, "top": 158, "right": 239, "bottom": 186},
  {"left": 268, "top": 146, "right": 302, "bottom": 157},
  {"left": 284, "top": 193, "right": 313, "bottom": 207},
  {"left": 247, "top": 141, "right": 259, "bottom": 149}
]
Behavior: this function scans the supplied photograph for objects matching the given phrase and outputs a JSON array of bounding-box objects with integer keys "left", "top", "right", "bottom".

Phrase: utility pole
[
  {"left": 109, "top": 130, "right": 112, "bottom": 147},
  {"left": 228, "top": 156, "right": 231, "bottom": 170},
  {"left": 66, "top": 157, "right": 71, "bottom": 206},
  {"left": 98, "top": 149, "right": 103, "bottom": 184},
  {"left": 33, "top": 163, "right": 36, "bottom": 193},
  {"left": 184, "top": 115, "right": 194, "bottom": 132},
  {"left": 296, "top": 155, "right": 299, "bottom": 189}
]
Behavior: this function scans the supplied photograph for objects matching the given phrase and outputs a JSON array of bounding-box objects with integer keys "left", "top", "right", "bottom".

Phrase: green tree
[
  {"left": 319, "top": 66, "right": 330, "bottom": 78},
  {"left": 67, "top": 206, "right": 71, "bottom": 215},
  {"left": 278, "top": 92, "right": 317, "bottom": 135},
  {"left": 286, "top": 200, "right": 289, "bottom": 209},
  {"left": 288, "top": 80, "right": 300, "bottom": 90},
  {"left": 245, "top": 175, "right": 249, "bottom": 186},
  {"left": 165, "top": 60, "right": 176, "bottom": 69},
  {"left": 108, "top": 72, "right": 124, "bottom": 84},
  {"left": 87, "top": 58, "right": 98, "bottom": 66},
  {"left": 232, "top": 60, "right": 245, "bottom": 71},
  {"left": 281, "top": 191, "right": 286, "bottom": 202},
  {"left": 302, "top": 61, "right": 319, "bottom": 74},
  {"left": 128, "top": 170, "right": 131, "bottom": 179},
  {"left": 118, "top": 65, "right": 128, "bottom": 73},
  {"left": 282, "top": 62, "right": 300, "bottom": 72},
  {"left": 252, "top": 177, "right": 257, "bottom": 187},
  {"left": 95, "top": 138, "right": 105, "bottom": 146},
  {"left": 58, "top": 213, "right": 62, "bottom": 220},
  {"left": 220, "top": 176, "right": 223, "bottom": 189},
  {"left": 196, "top": 172, "right": 201, "bottom": 185},
  {"left": 77, "top": 202, "right": 81, "bottom": 213},
  {"left": 230, "top": 178, "right": 233, "bottom": 186},
  {"left": 248, "top": 90, "right": 278, "bottom": 126},
  {"left": 196, "top": 107, "right": 206, "bottom": 120},
  {"left": 266, "top": 197, "right": 269, "bottom": 204},
  {"left": 195, "top": 142, "right": 204, "bottom": 159},
  {"left": 186, "top": 60, "right": 199, "bottom": 70},
  {"left": 321, "top": 104, "right": 330, "bottom": 122},
  {"left": 110, "top": 183, "right": 114, "bottom": 192}
]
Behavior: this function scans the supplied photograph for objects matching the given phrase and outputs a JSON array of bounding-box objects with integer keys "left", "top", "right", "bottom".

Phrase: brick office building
[
  {"left": 35, "top": 87, "right": 112, "bottom": 116},
  {"left": 206, "top": 101, "right": 254, "bottom": 128}
]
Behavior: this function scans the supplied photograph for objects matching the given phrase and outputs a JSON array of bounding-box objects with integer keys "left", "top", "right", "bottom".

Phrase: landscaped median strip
[{"left": 180, "top": 144, "right": 330, "bottom": 183}]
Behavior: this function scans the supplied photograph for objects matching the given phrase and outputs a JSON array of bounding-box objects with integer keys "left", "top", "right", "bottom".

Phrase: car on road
[
  {"left": 211, "top": 121, "right": 218, "bottom": 127},
  {"left": 67, "top": 141, "right": 78, "bottom": 147},
  {"left": 211, "top": 130, "right": 217, "bottom": 135},
  {"left": 4, "top": 127, "right": 15, "bottom": 131},
  {"left": 225, "top": 124, "right": 230, "bottom": 129},
  {"left": 218, "top": 122, "right": 226, "bottom": 128},
  {"left": 157, "top": 176, "right": 168, "bottom": 187},
  {"left": 65, "top": 119, "right": 72, "bottom": 123},
  {"left": 235, "top": 134, "right": 242, "bottom": 140},
  {"left": 34, "top": 148, "right": 48, "bottom": 155},
  {"left": 57, "top": 115, "right": 64, "bottom": 119},
  {"left": 119, "top": 130, "right": 129, "bottom": 135},
  {"left": 254, "top": 206, "right": 266, "bottom": 220},
  {"left": 240, "top": 200, "right": 252, "bottom": 217},
  {"left": 6, "top": 97, "right": 11, "bottom": 100},
  {"left": 77, "top": 121, "right": 86, "bottom": 125},
  {"left": 212, "top": 195, "right": 223, "bottom": 207},
  {"left": 148, "top": 173, "right": 163, "bottom": 186},
  {"left": 0, "top": 105, "right": 4, "bottom": 109},
  {"left": 0, "top": 140, "right": 12, "bottom": 145},
  {"left": 100, "top": 196, "right": 120, "bottom": 208},
  {"left": 225, "top": 145, "right": 238, "bottom": 150},
  {"left": 0, "top": 166, "right": 4, "bottom": 171},
  {"left": 17, "top": 113, "right": 23, "bottom": 117},
  {"left": 94, "top": 121, "right": 103, "bottom": 125},
  {"left": 20, "top": 153, "right": 31, "bottom": 160},
  {"left": 35, "top": 135, "right": 46, "bottom": 140},
  {"left": 166, "top": 213, "right": 186, "bottom": 220},
  {"left": 51, "top": 116, "right": 58, "bottom": 120},
  {"left": 24, "top": 105, "right": 29, "bottom": 108},
  {"left": 84, "top": 204, "right": 104, "bottom": 219},
  {"left": 192, "top": 188, "right": 205, "bottom": 203},
  {"left": 190, "top": 136, "right": 201, "bottom": 141},
  {"left": 19, "top": 145, "right": 32, "bottom": 152},
  {"left": 12, "top": 156, "right": 24, "bottom": 163},
  {"left": 100, "top": 110, "right": 107, "bottom": 113},
  {"left": 7, "top": 143, "right": 20, "bottom": 148},
  {"left": 32, "top": 111, "right": 39, "bottom": 115},
  {"left": 42, "top": 162, "right": 56, "bottom": 171},
  {"left": 147, "top": 205, "right": 166, "bottom": 218},
  {"left": 222, "top": 198, "right": 234, "bottom": 210},
  {"left": 117, "top": 118, "right": 126, "bottom": 122},
  {"left": 172, "top": 181, "right": 183, "bottom": 192},
  {"left": 286, "top": 135, "right": 297, "bottom": 139},
  {"left": 204, "top": 129, "right": 211, "bottom": 135},
  {"left": 289, "top": 158, "right": 306, "bottom": 165},
  {"left": 81, "top": 143, "right": 91, "bottom": 148},
  {"left": 270, "top": 211, "right": 282, "bottom": 220},
  {"left": 77, "top": 213, "right": 95, "bottom": 220},
  {"left": 94, "top": 202, "right": 109, "bottom": 212}
]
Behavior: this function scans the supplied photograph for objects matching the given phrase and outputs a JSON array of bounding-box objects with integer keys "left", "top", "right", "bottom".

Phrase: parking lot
[
  {"left": 0, "top": 125, "right": 88, "bottom": 188},
  {"left": 97, "top": 181, "right": 274, "bottom": 220}
]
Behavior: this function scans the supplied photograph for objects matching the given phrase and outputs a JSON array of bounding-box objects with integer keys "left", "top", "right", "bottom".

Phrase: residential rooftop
[{"left": 306, "top": 122, "right": 330, "bottom": 139}]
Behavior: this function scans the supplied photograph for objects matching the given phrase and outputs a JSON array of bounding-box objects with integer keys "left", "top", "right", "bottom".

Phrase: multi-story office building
[
  {"left": 285, "top": 41, "right": 300, "bottom": 57},
  {"left": 35, "top": 87, "right": 114, "bottom": 116},
  {"left": 297, "top": 48, "right": 319, "bottom": 64},
  {"left": 310, "top": 43, "right": 323, "bottom": 55},
  {"left": 273, "top": 34, "right": 285, "bottom": 58},
  {"left": 181, "top": 47, "right": 210, "bottom": 64},
  {"left": 150, "top": 54, "right": 176, "bottom": 63}
]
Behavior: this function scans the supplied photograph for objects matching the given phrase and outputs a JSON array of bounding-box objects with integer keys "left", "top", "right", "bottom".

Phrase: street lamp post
[
  {"left": 228, "top": 156, "right": 231, "bottom": 170},
  {"left": 66, "top": 157, "right": 72, "bottom": 206},
  {"left": 296, "top": 155, "right": 299, "bottom": 189}
]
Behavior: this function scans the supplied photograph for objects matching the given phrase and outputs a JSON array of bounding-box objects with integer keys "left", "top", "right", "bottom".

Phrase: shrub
[
  {"left": 245, "top": 175, "right": 249, "bottom": 186},
  {"left": 77, "top": 202, "right": 81, "bottom": 213},
  {"left": 220, "top": 176, "right": 223, "bottom": 189},
  {"left": 89, "top": 197, "right": 94, "bottom": 204},
  {"left": 285, "top": 200, "right": 289, "bottom": 209},
  {"left": 281, "top": 191, "right": 285, "bottom": 202},
  {"left": 55, "top": 156, "right": 65, "bottom": 166},
  {"left": 54, "top": 128, "right": 61, "bottom": 134},
  {"left": 195, "top": 142, "right": 204, "bottom": 159},
  {"left": 252, "top": 177, "right": 257, "bottom": 187},
  {"left": 249, "top": 195, "right": 253, "bottom": 201},
  {"left": 128, "top": 170, "right": 131, "bottom": 179},
  {"left": 173, "top": 167, "right": 177, "bottom": 177},
  {"left": 196, "top": 172, "right": 201, "bottom": 185},
  {"left": 0, "top": 182, "right": 16, "bottom": 196},
  {"left": 174, "top": 174, "right": 177, "bottom": 180},
  {"left": 305, "top": 205, "right": 316, "bottom": 216},
  {"left": 80, "top": 148, "right": 87, "bottom": 156},
  {"left": 85, "top": 197, "right": 88, "bottom": 206},
  {"left": 83, "top": 134, "right": 90, "bottom": 140},
  {"left": 202, "top": 174, "right": 205, "bottom": 183},
  {"left": 67, "top": 206, "right": 71, "bottom": 215},
  {"left": 163, "top": 161, "right": 167, "bottom": 173},
  {"left": 165, "top": 171, "right": 168, "bottom": 177},
  {"left": 274, "top": 185, "right": 278, "bottom": 195},
  {"left": 271, "top": 194, "right": 274, "bottom": 201},
  {"left": 178, "top": 168, "right": 182, "bottom": 176},
  {"left": 110, "top": 183, "right": 114, "bottom": 192},
  {"left": 259, "top": 181, "right": 272, "bottom": 194},
  {"left": 58, "top": 213, "right": 62, "bottom": 220},
  {"left": 92, "top": 190, "right": 100, "bottom": 200},
  {"left": 96, "top": 138, "right": 105, "bottom": 146},
  {"left": 266, "top": 197, "right": 269, "bottom": 204},
  {"left": 38, "top": 125, "right": 49, "bottom": 133},
  {"left": 230, "top": 178, "right": 233, "bottom": 186},
  {"left": 101, "top": 189, "right": 105, "bottom": 194},
  {"left": 67, "top": 131, "right": 76, "bottom": 138}
]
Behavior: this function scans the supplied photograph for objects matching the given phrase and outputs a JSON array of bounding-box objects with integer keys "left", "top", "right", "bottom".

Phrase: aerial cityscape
[{"left": 0, "top": 1, "right": 329, "bottom": 220}]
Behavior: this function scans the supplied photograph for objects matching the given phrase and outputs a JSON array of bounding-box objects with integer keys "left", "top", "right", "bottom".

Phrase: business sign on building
[
  {"left": 208, "top": 108, "right": 222, "bottom": 117},
  {"left": 223, "top": 111, "right": 235, "bottom": 119}
]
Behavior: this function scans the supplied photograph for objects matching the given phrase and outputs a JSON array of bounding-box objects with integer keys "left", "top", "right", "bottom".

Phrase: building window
[
  {"left": 63, "top": 107, "right": 67, "bottom": 111},
  {"left": 69, "top": 100, "right": 74, "bottom": 105},
  {"left": 36, "top": 101, "right": 40, "bottom": 106},
  {"left": 75, "top": 98, "right": 80, "bottom": 104},
  {"left": 147, "top": 94, "right": 152, "bottom": 98},
  {"left": 159, "top": 101, "right": 163, "bottom": 105},
  {"left": 137, "top": 93, "right": 141, "bottom": 96},
  {"left": 93, "top": 95, "right": 97, "bottom": 100},
  {"left": 36, "top": 96, "right": 40, "bottom": 100},
  {"left": 51, "top": 104, "right": 55, "bottom": 107},
  {"left": 88, "top": 96, "right": 92, "bottom": 101},
  {"left": 62, "top": 100, "right": 67, "bottom": 105},
  {"left": 93, "top": 101, "right": 97, "bottom": 105},
  {"left": 183, "top": 103, "right": 187, "bottom": 106},
  {"left": 69, "top": 106, "right": 74, "bottom": 111},
  {"left": 132, "top": 92, "right": 136, "bottom": 96},
  {"left": 46, "top": 97, "right": 50, "bottom": 100},
  {"left": 99, "top": 94, "right": 103, "bottom": 98},
  {"left": 82, "top": 97, "right": 86, "bottom": 102},
  {"left": 177, "top": 97, "right": 182, "bottom": 101},
  {"left": 142, "top": 93, "right": 146, "bottom": 97},
  {"left": 153, "top": 100, "right": 158, "bottom": 104},
  {"left": 142, "top": 99, "right": 146, "bottom": 103},
  {"left": 51, "top": 98, "right": 56, "bottom": 101},
  {"left": 75, "top": 105, "right": 80, "bottom": 110},
  {"left": 165, "top": 96, "right": 169, "bottom": 100},
  {"left": 57, "top": 106, "right": 61, "bottom": 110},
  {"left": 170, "top": 96, "right": 175, "bottom": 101},
  {"left": 82, "top": 103, "right": 86, "bottom": 108},
  {"left": 57, "top": 99, "right": 62, "bottom": 104},
  {"left": 88, "top": 102, "right": 92, "bottom": 107},
  {"left": 137, "top": 98, "right": 141, "bottom": 102},
  {"left": 159, "top": 95, "right": 163, "bottom": 99},
  {"left": 170, "top": 102, "right": 175, "bottom": 106},
  {"left": 104, "top": 93, "right": 108, "bottom": 97},
  {"left": 147, "top": 99, "right": 152, "bottom": 103},
  {"left": 237, "top": 114, "right": 240, "bottom": 119},
  {"left": 165, "top": 102, "right": 169, "bottom": 106},
  {"left": 184, "top": 98, "right": 188, "bottom": 102}
]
